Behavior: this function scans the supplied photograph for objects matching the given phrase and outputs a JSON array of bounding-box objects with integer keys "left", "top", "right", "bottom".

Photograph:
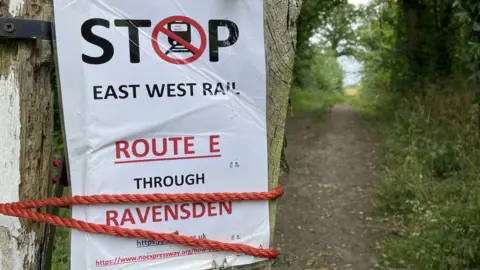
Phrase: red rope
[{"left": 0, "top": 184, "right": 284, "bottom": 259}]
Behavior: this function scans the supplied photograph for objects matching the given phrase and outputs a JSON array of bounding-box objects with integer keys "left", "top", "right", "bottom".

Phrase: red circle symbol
[{"left": 151, "top": 16, "right": 207, "bottom": 65}]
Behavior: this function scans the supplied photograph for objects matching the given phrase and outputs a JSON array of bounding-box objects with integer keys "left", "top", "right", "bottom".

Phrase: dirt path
[{"left": 273, "top": 104, "right": 383, "bottom": 270}]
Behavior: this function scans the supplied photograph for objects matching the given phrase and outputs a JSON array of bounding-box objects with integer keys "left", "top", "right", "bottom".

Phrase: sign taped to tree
[{"left": 52, "top": 0, "right": 268, "bottom": 269}]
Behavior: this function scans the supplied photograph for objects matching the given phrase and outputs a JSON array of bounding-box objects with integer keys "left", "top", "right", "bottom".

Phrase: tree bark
[
  {"left": 228, "top": 0, "right": 301, "bottom": 268},
  {"left": 0, "top": 0, "right": 53, "bottom": 269}
]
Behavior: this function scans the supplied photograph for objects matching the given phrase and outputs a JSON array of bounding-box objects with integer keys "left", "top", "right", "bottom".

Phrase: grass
[
  {"left": 353, "top": 85, "right": 480, "bottom": 269},
  {"left": 50, "top": 183, "right": 71, "bottom": 270},
  {"left": 52, "top": 204, "right": 71, "bottom": 270},
  {"left": 289, "top": 88, "right": 346, "bottom": 117}
]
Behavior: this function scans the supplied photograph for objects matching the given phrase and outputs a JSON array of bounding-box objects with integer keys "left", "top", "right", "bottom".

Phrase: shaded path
[{"left": 274, "top": 104, "right": 383, "bottom": 270}]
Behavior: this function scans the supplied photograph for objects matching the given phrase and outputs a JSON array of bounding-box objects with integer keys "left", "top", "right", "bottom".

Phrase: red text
[{"left": 105, "top": 201, "right": 232, "bottom": 226}]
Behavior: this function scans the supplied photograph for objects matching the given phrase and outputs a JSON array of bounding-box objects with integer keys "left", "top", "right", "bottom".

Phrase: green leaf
[
  {"left": 455, "top": 11, "right": 471, "bottom": 23},
  {"left": 468, "top": 71, "right": 480, "bottom": 82},
  {"left": 474, "top": 22, "right": 480, "bottom": 31}
]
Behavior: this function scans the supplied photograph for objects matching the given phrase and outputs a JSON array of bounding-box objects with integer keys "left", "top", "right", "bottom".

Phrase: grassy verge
[
  {"left": 289, "top": 89, "right": 346, "bottom": 117},
  {"left": 353, "top": 86, "right": 480, "bottom": 269}
]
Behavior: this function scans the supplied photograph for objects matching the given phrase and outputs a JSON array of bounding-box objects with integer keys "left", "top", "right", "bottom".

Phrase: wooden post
[
  {"left": 229, "top": 0, "right": 301, "bottom": 269},
  {"left": 0, "top": 1, "right": 53, "bottom": 269}
]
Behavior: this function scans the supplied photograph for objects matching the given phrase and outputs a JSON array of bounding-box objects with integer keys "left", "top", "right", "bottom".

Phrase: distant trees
[
  {"left": 357, "top": 0, "right": 480, "bottom": 91},
  {"left": 314, "top": 3, "right": 359, "bottom": 58},
  {"left": 293, "top": 0, "right": 356, "bottom": 92}
]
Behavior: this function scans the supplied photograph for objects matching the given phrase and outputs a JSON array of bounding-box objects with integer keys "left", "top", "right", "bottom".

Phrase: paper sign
[{"left": 52, "top": 0, "right": 269, "bottom": 269}]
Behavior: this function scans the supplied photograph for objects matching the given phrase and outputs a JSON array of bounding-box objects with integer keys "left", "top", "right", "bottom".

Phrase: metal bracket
[{"left": 0, "top": 17, "right": 52, "bottom": 40}]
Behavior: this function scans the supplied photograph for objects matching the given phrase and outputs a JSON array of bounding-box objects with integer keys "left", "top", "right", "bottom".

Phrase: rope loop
[{"left": 0, "top": 184, "right": 284, "bottom": 259}]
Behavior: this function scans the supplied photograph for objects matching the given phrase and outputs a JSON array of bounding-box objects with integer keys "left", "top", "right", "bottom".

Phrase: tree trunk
[
  {"left": 402, "top": 0, "right": 427, "bottom": 78},
  {"left": 0, "top": 1, "right": 53, "bottom": 269},
  {"left": 228, "top": 0, "right": 301, "bottom": 268},
  {"left": 435, "top": 0, "right": 453, "bottom": 76}
]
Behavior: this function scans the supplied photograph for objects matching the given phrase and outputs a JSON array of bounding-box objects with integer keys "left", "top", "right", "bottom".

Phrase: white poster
[{"left": 52, "top": 0, "right": 269, "bottom": 269}]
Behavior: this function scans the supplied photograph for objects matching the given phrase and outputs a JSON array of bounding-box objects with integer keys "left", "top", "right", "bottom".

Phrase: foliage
[
  {"left": 52, "top": 203, "right": 71, "bottom": 270},
  {"left": 314, "top": 3, "right": 359, "bottom": 57},
  {"left": 293, "top": 0, "right": 348, "bottom": 87},
  {"left": 355, "top": 0, "right": 480, "bottom": 90},
  {"left": 295, "top": 0, "right": 347, "bottom": 56},
  {"left": 453, "top": 0, "right": 480, "bottom": 82},
  {"left": 290, "top": 89, "right": 345, "bottom": 118},
  {"left": 352, "top": 0, "right": 480, "bottom": 268},
  {"left": 294, "top": 47, "right": 345, "bottom": 92},
  {"left": 353, "top": 87, "right": 480, "bottom": 269}
]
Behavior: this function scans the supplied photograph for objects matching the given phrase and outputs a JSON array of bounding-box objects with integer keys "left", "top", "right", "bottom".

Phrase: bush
[
  {"left": 356, "top": 86, "right": 480, "bottom": 269},
  {"left": 294, "top": 47, "right": 344, "bottom": 93},
  {"left": 290, "top": 89, "right": 345, "bottom": 118}
]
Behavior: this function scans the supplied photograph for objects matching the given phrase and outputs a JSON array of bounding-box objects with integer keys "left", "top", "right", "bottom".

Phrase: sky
[
  {"left": 349, "top": 0, "right": 371, "bottom": 6},
  {"left": 337, "top": 0, "right": 371, "bottom": 86}
]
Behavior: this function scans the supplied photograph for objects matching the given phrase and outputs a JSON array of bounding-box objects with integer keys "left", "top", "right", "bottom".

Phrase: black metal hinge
[{"left": 0, "top": 17, "right": 52, "bottom": 40}]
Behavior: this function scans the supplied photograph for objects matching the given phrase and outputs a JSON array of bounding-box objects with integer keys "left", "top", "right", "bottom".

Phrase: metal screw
[{"left": 3, "top": 22, "right": 14, "bottom": 33}]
